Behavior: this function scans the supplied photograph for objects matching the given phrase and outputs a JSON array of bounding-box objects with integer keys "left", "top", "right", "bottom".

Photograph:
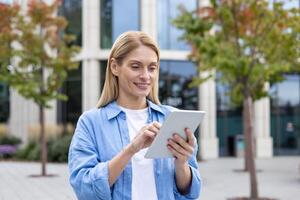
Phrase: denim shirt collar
[{"left": 105, "top": 99, "right": 164, "bottom": 120}]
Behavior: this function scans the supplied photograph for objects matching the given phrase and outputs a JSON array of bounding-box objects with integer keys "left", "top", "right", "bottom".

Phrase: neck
[{"left": 117, "top": 96, "right": 147, "bottom": 109}]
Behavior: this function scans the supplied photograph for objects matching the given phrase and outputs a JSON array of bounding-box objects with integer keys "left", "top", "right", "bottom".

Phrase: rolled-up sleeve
[
  {"left": 68, "top": 114, "right": 112, "bottom": 200},
  {"left": 173, "top": 141, "right": 202, "bottom": 200}
]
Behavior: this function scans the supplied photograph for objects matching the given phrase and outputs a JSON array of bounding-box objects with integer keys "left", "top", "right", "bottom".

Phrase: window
[
  {"left": 216, "top": 80, "right": 243, "bottom": 156},
  {"left": 157, "top": 0, "right": 196, "bottom": 50},
  {"left": 100, "top": 0, "right": 140, "bottom": 49},
  {"left": 159, "top": 60, "right": 198, "bottom": 110},
  {"left": 0, "top": 83, "right": 9, "bottom": 122},
  {"left": 0, "top": 0, "right": 13, "bottom": 4},
  {"left": 60, "top": 0, "right": 82, "bottom": 46},
  {"left": 270, "top": 74, "right": 300, "bottom": 155},
  {"left": 100, "top": 61, "right": 107, "bottom": 90},
  {"left": 57, "top": 0, "right": 82, "bottom": 125},
  {"left": 57, "top": 64, "right": 82, "bottom": 125}
]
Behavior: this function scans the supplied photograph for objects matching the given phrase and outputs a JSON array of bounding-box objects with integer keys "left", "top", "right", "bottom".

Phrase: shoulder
[{"left": 80, "top": 108, "right": 101, "bottom": 122}]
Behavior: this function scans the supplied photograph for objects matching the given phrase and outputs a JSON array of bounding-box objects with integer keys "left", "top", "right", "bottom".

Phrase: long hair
[{"left": 96, "top": 31, "right": 161, "bottom": 108}]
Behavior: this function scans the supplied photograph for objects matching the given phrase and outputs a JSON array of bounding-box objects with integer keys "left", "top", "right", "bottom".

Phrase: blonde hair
[{"left": 96, "top": 31, "right": 161, "bottom": 108}]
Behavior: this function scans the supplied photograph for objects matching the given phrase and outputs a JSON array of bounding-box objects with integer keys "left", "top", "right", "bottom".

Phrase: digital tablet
[{"left": 144, "top": 110, "right": 205, "bottom": 159}]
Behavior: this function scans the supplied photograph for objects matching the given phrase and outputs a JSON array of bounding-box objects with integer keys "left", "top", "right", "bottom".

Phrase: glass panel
[
  {"left": 157, "top": 0, "right": 196, "bottom": 50},
  {"left": 159, "top": 60, "right": 198, "bottom": 110},
  {"left": 112, "top": 0, "right": 140, "bottom": 41},
  {"left": 100, "top": 0, "right": 140, "bottom": 49},
  {"left": 101, "top": 0, "right": 113, "bottom": 49},
  {"left": 216, "top": 79, "right": 243, "bottom": 156},
  {"left": 100, "top": 61, "right": 108, "bottom": 91},
  {"left": 57, "top": 64, "right": 82, "bottom": 125},
  {"left": 60, "top": 0, "right": 82, "bottom": 46},
  {"left": 0, "top": 0, "right": 13, "bottom": 4},
  {"left": 270, "top": 74, "right": 300, "bottom": 155},
  {"left": 0, "top": 83, "right": 9, "bottom": 123}
]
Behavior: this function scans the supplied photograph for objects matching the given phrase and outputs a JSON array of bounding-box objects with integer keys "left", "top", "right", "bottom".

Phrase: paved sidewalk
[
  {"left": 0, "top": 156, "right": 299, "bottom": 200},
  {"left": 198, "top": 156, "right": 300, "bottom": 200}
]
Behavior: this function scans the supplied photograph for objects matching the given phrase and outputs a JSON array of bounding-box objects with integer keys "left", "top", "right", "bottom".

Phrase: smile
[{"left": 134, "top": 82, "right": 150, "bottom": 89}]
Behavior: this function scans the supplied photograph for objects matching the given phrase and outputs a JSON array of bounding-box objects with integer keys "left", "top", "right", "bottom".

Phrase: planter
[{"left": 0, "top": 144, "right": 17, "bottom": 158}]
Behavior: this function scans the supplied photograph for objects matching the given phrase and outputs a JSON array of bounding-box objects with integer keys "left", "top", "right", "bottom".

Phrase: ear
[{"left": 110, "top": 58, "right": 119, "bottom": 76}]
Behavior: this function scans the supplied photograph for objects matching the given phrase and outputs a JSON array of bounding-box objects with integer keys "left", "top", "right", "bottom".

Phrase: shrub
[
  {"left": 48, "top": 134, "right": 73, "bottom": 162},
  {"left": 0, "top": 135, "right": 22, "bottom": 145},
  {"left": 15, "top": 133, "right": 73, "bottom": 162},
  {"left": 0, "top": 135, "right": 22, "bottom": 159},
  {"left": 15, "top": 140, "right": 39, "bottom": 160}
]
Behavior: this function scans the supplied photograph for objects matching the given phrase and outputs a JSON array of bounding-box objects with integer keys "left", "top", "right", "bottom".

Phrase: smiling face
[{"left": 110, "top": 45, "right": 159, "bottom": 107}]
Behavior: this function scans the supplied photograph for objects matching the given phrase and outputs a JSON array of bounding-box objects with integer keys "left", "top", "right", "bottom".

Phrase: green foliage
[
  {"left": 48, "top": 133, "right": 72, "bottom": 162},
  {"left": 0, "top": 135, "right": 22, "bottom": 145},
  {"left": 173, "top": 0, "right": 300, "bottom": 105},
  {"left": 15, "top": 134, "right": 72, "bottom": 162},
  {"left": 0, "top": 0, "right": 80, "bottom": 108},
  {"left": 15, "top": 140, "right": 39, "bottom": 160}
]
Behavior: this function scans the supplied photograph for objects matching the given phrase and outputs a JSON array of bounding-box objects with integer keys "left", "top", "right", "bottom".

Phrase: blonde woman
[{"left": 68, "top": 31, "right": 201, "bottom": 200}]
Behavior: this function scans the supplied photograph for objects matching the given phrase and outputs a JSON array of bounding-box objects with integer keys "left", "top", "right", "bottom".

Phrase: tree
[
  {"left": 0, "top": 0, "right": 80, "bottom": 176},
  {"left": 173, "top": 0, "right": 300, "bottom": 199}
]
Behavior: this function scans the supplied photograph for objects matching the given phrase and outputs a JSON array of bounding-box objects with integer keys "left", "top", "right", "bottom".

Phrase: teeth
[{"left": 136, "top": 83, "right": 149, "bottom": 86}]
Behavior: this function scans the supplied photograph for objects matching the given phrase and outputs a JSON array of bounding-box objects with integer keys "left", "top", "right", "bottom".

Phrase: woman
[{"left": 68, "top": 31, "right": 201, "bottom": 200}]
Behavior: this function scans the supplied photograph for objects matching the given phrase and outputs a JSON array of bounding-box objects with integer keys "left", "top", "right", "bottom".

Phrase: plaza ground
[{"left": 0, "top": 156, "right": 299, "bottom": 200}]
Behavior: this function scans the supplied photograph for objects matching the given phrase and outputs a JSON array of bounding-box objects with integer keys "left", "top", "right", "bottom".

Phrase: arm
[
  {"left": 108, "top": 121, "right": 161, "bottom": 186},
  {"left": 68, "top": 114, "right": 112, "bottom": 200},
  {"left": 68, "top": 114, "right": 161, "bottom": 199}
]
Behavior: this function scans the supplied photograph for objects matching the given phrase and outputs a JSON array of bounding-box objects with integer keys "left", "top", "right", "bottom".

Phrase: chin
[{"left": 133, "top": 91, "right": 150, "bottom": 98}]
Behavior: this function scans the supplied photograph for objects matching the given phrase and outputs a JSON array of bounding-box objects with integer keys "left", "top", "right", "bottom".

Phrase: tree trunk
[
  {"left": 243, "top": 95, "right": 259, "bottom": 199},
  {"left": 39, "top": 104, "right": 47, "bottom": 176}
]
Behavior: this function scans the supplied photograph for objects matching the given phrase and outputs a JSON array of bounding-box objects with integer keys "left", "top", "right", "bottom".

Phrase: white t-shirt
[{"left": 120, "top": 106, "right": 158, "bottom": 200}]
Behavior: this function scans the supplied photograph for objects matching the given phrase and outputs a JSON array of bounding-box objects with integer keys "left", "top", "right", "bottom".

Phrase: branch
[
  {"left": 246, "top": 1, "right": 280, "bottom": 78},
  {"left": 231, "top": 0, "right": 241, "bottom": 56}
]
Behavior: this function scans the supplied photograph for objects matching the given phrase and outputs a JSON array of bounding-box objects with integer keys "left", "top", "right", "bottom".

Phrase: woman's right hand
[{"left": 129, "top": 121, "right": 161, "bottom": 154}]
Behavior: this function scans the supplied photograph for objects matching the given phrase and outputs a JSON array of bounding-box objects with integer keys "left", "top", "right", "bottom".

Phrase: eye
[
  {"left": 131, "top": 64, "right": 140, "bottom": 69},
  {"left": 148, "top": 64, "right": 158, "bottom": 72}
]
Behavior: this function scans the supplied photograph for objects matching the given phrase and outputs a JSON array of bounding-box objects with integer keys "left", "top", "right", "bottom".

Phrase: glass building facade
[
  {"left": 57, "top": 0, "right": 82, "bottom": 125},
  {"left": 216, "top": 82, "right": 243, "bottom": 156},
  {"left": 5, "top": 0, "right": 299, "bottom": 157},
  {"left": 157, "top": 0, "right": 197, "bottom": 50},
  {"left": 270, "top": 74, "right": 300, "bottom": 155},
  {"left": 63, "top": 0, "right": 300, "bottom": 156},
  {"left": 100, "top": 0, "right": 140, "bottom": 49},
  {"left": 0, "top": 83, "right": 9, "bottom": 123},
  {"left": 159, "top": 61, "right": 198, "bottom": 109}
]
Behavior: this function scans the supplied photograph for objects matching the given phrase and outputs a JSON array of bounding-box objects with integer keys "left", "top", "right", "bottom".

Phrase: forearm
[
  {"left": 108, "top": 144, "right": 135, "bottom": 186},
  {"left": 175, "top": 162, "right": 192, "bottom": 195}
]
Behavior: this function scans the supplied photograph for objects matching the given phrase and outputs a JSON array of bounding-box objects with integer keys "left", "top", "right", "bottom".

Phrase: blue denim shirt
[{"left": 68, "top": 100, "right": 201, "bottom": 200}]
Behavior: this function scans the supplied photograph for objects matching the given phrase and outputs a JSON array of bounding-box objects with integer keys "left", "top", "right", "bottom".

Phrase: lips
[{"left": 134, "top": 82, "right": 150, "bottom": 90}]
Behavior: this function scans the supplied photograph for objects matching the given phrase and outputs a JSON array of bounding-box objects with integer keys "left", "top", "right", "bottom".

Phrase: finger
[
  {"left": 185, "top": 128, "right": 195, "bottom": 146},
  {"left": 168, "top": 139, "right": 191, "bottom": 157},
  {"left": 143, "top": 129, "right": 157, "bottom": 139},
  {"left": 152, "top": 121, "right": 162, "bottom": 129},
  {"left": 167, "top": 143, "right": 186, "bottom": 160},
  {"left": 140, "top": 124, "right": 150, "bottom": 133},
  {"left": 172, "top": 134, "right": 194, "bottom": 154},
  {"left": 147, "top": 124, "right": 160, "bottom": 134}
]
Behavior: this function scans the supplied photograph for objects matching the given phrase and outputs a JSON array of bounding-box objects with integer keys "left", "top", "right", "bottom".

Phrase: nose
[{"left": 139, "top": 68, "right": 150, "bottom": 79}]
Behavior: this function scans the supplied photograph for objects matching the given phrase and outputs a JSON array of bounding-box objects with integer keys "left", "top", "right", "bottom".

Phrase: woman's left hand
[{"left": 167, "top": 128, "right": 195, "bottom": 166}]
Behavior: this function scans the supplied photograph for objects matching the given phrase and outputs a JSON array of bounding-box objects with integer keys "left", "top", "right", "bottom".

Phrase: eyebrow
[{"left": 129, "top": 60, "right": 158, "bottom": 66}]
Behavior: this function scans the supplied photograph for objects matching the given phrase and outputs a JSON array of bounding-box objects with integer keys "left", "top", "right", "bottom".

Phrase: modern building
[{"left": 1, "top": 0, "right": 299, "bottom": 159}]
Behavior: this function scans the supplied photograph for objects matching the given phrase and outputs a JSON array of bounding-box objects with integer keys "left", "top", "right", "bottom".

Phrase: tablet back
[{"left": 144, "top": 110, "right": 205, "bottom": 159}]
